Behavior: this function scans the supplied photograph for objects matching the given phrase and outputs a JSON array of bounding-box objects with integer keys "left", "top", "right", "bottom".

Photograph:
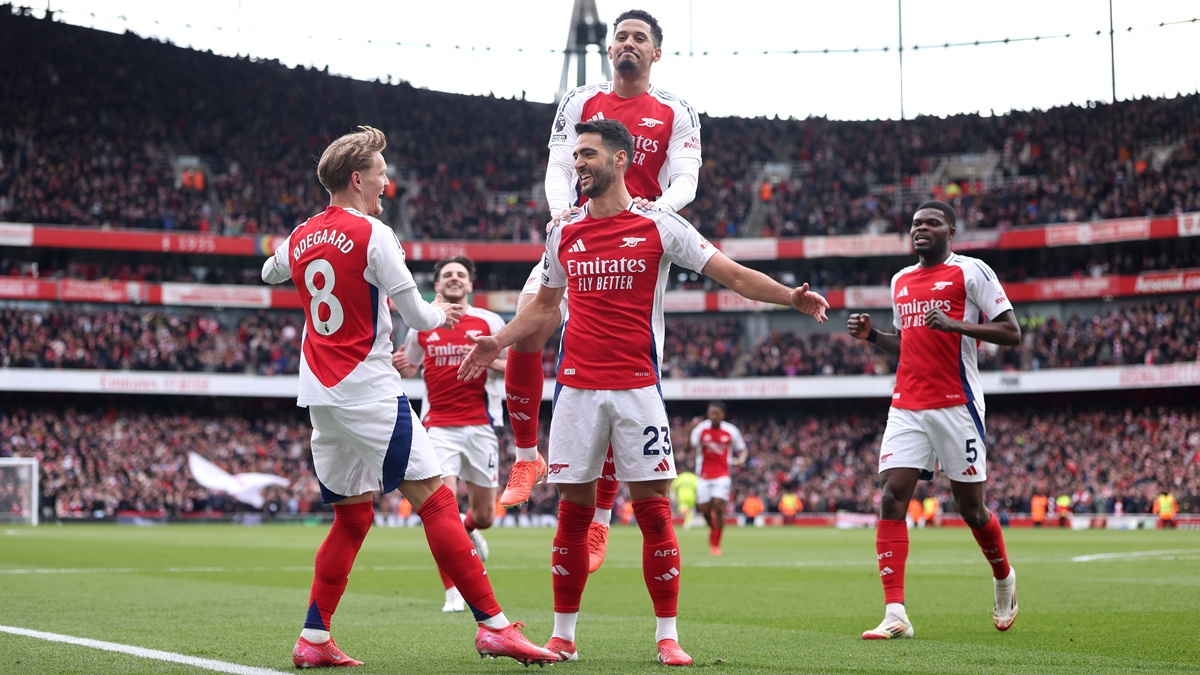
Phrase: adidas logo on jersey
[
  {"left": 569, "top": 239, "right": 587, "bottom": 253},
  {"left": 426, "top": 332, "right": 441, "bottom": 342},
  {"left": 587, "top": 111, "right": 605, "bottom": 122},
  {"left": 896, "top": 286, "right": 910, "bottom": 298}
]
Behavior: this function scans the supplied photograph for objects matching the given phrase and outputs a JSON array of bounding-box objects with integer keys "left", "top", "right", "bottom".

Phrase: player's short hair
[
  {"left": 317, "top": 125, "right": 386, "bottom": 194},
  {"left": 708, "top": 401, "right": 727, "bottom": 414},
  {"left": 433, "top": 255, "right": 476, "bottom": 282},
  {"left": 575, "top": 119, "right": 635, "bottom": 161},
  {"left": 915, "top": 200, "right": 957, "bottom": 227},
  {"left": 614, "top": 9, "right": 663, "bottom": 48}
]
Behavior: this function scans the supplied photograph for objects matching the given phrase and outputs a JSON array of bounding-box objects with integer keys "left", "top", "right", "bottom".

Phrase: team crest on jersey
[
  {"left": 639, "top": 117, "right": 664, "bottom": 128},
  {"left": 619, "top": 236, "right": 647, "bottom": 248},
  {"left": 465, "top": 329, "right": 482, "bottom": 338},
  {"left": 932, "top": 281, "right": 954, "bottom": 291}
]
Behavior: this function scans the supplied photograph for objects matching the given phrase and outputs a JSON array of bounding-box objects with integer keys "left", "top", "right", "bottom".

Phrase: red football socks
[
  {"left": 551, "top": 500, "right": 594, "bottom": 613},
  {"left": 971, "top": 512, "right": 1012, "bottom": 579},
  {"left": 304, "top": 500, "right": 373, "bottom": 631},
  {"left": 634, "top": 497, "right": 680, "bottom": 617},
  {"left": 418, "top": 485, "right": 501, "bottom": 620},
  {"left": 595, "top": 447, "right": 619, "bottom": 510},
  {"left": 504, "top": 349, "right": 543, "bottom": 450},
  {"left": 876, "top": 518, "right": 909, "bottom": 605}
]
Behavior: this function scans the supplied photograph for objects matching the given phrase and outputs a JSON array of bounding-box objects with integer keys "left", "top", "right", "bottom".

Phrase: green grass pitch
[{"left": 1, "top": 523, "right": 1198, "bottom": 674}]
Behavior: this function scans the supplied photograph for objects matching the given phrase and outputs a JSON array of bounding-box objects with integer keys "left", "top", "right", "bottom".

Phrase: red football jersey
[
  {"left": 269, "top": 206, "right": 422, "bottom": 407},
  {"left": 541, "top": 203, "right": 716, "bottom": 390},
  {"left": 549, "top": 83, "right": 701, "bottom": 205},
  {"left": 690, "top": 420, "right": 747, "bottom": 480},
  {"left": 889, "top": 254, "right": 1013, "bottom": 410},
  {"left": 402, "top": 308, "right": 505, "bottom": 428}
]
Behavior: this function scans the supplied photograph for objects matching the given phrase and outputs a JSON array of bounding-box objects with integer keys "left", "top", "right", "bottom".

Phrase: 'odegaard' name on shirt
[{"left": 293, "top": 228, "right": 355, "bottom": 259}]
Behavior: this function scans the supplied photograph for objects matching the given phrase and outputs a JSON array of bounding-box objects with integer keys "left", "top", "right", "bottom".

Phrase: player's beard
[
  {"left": 615, "top": 56, "right": 639, "bottom": 74},
  {"left": 581, "top": 161, "right": 616, "bottom": 198}
]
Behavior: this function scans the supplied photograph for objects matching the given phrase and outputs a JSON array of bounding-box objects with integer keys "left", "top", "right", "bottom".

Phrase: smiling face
[
  {"left": 608, "top": 18, "right": 660, "bottom": 76},
  {"left": 910, "top": 207, "right": 954, "bottom": 263},
  {"left": 354, "top": 152, "right": 389, "bottom": 216},
  {"left": 573, "top": 132, "right": 620, "bottom": 198},
  {"left": 433, "top": 261, "right": 472, "bottom": 304}
]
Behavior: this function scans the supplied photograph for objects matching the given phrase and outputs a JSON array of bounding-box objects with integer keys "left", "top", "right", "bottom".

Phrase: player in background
[
  {"left": 459, "top": 119, "right": 828, "bottom": 666},
  {"left": 392, "top": 256, "right": 506, "bottom": 613},
  {"left": 501, "top": 9, "right": 703, "bottom": 577},
  {"left": 263, "top": 125, "right": 555, "bottom": 668},
  {"left": 847, "top": 200, "right": 1021, "bottom": 640},
  {"left": 682, "top": 401, "right": 747, "bottom": 556}
]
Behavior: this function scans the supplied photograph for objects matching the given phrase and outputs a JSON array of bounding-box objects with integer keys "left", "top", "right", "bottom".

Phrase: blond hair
[{"left": 316, "top": 125, "right": 386, "bottom": 193}]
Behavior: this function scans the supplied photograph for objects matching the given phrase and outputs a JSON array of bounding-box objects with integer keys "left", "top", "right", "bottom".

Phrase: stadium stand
[{"left": 1, "top": 9, "right": 1196, "bottom": 523}]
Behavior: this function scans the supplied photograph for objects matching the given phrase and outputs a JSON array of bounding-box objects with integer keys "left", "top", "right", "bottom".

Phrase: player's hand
[
  {"left": 391, "top": 350, "right": 413, "bottom": 373},
  {"left": 546, "top": 206, "right": 581, "bottom": 233},
  {"left": 632, "top": 197, "right": 658, "bottom": 210},
  {"left": 924, "top": 307, "right": 958, "bottom": 333},
  {"left": 432, "top": 293, "right": 464, "bottom": 329},
  {"left": 847, "top": 313, "right": 874, "bottom": 340},
  {"left": 458, "top": 334, "right": 501, "bottom": 381},
  {"left": 790, "top": 283, "right": 829, "bottom": 323}
]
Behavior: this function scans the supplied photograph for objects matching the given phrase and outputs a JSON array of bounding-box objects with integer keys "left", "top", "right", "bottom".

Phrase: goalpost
[{"left": 0, "top": 457, "right": 39, "bottom": 526}]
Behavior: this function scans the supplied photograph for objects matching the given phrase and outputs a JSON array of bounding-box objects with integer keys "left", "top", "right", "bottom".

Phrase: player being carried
[
  {"left": 263, "top": 125, "right": 554, "bottom": 668},
  {"left": 500, "top": 8, "right": 702, "bottom": 576},
  {"left": 459, "top": 118, "right": 828, "bottom": 666},
  {"left": 848, "top": 199, "right": 1021, "bottom": 640},
  {"left": 393, "top": 256, "right": 506, "bottom": 613}
]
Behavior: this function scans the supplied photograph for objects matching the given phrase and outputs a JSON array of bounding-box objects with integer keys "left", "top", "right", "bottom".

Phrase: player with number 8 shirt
[{"left": 262, "top": 125, "right": 555, "bottom": 667}]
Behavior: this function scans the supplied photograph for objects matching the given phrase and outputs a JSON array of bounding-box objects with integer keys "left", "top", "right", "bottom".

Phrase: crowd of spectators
[
  {"left": 4, "top": 296, "right": 1197, "bottom": 377},
  {"left": 2, "top": 10, "right": 1199, "bottom": 244},
  {"left": 2, "top": 398, "right": 1194, "bottom": 520}
]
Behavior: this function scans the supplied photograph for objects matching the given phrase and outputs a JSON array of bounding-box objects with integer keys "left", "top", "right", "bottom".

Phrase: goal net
[{"left": 0, "top": 457, "right": 39, "bottom": 526}]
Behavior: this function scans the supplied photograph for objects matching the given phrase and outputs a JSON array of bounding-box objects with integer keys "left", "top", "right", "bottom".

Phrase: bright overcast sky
[{"left": 36, "top": 0, "right": 1200, "bottom": 121}]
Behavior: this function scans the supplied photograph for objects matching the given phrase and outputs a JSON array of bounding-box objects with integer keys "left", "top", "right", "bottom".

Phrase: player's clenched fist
[
  {"left": 431, "top": 292, "right": 464, "bottom": 329},
  {"left": 847, "top": 313, "right": 874, "bottom": 340}
]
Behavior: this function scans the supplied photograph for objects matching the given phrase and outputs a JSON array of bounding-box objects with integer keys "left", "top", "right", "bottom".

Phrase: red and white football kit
[
  {"left": 879, "top": 254, "right": 1013, "bottom": 482},
  {"left": 547, "top": 82, "right": 701, "bottom": 213},
  {"left": 402, "top": 307, "right": 506, "bottom": 487},
  {"left": 540, "top": 202, "right": 717, "bottom": 484},
  {"left": 689, "top": 420, "right": 747, "bottom": 504},
  {"left": 264, "top": 205, "right": 445, "bottom": 501}
]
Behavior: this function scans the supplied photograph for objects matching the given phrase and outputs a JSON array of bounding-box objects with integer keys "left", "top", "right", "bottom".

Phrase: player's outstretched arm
[
  {"left": 701, "top": 252, "right": 829, "bottom": 323},
  {"left": 848, "top": 313, "right": 901, "bottom": 356},
  {"left": 458, "top": 285, "right": 564, "bottom": 381}
]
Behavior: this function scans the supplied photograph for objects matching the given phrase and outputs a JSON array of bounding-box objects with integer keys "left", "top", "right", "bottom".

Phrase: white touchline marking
[
  {"left": 0, "top": 625, "right": 290, "bottom": 675},
  {"left": 1071, "top": 549, "right": 1200, "bottom": 562}
]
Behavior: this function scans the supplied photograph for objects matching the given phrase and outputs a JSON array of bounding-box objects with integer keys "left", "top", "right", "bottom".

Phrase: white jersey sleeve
[
  {"left": 541, "top": 222, "right": 568, "bottom": 289},
  {"left": 401, "top": 328, "right": 423, "bottom": 368},
  {"left": 728, "top": 423, "right": 747, "bottom": 453},
  {"left": 654, "top": 210, "right": 718, "bottom": 273},
  {"left": 964, "top": 257, "right": 1013, "bottom": 320},
  {"left": 478, "top": 308, "right": 509, "bottom": 428},
  {"left": 364, "top": 219, "right": 444, "bottom": 331}
]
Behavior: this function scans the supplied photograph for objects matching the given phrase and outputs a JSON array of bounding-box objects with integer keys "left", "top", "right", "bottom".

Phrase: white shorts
[
  {"left": 522, "top": 261, "right": 569, "bottom": 318},
  {"left": 308, "top": 396, "right": 443, "bottom": 502},
  {"left": 696, "top": 476, "right": 732, "bottom": 504},
  {"left": 428, "top": 424, "right": 500, "bottom": 488},
  {"left": 879, "top": 404, "right": 988, "bottom": 483},
  {"left": 547, "top": 385, "right": 675, "bottom": 484}
]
